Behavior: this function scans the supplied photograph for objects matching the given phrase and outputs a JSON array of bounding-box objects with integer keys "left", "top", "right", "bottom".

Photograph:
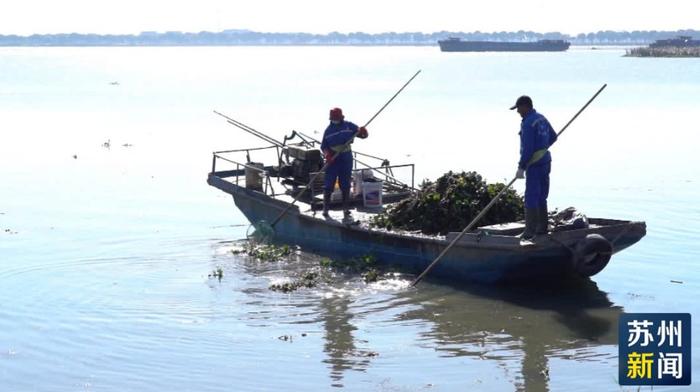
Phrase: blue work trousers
[
  {"left": 324, "top": 152, "right": 352, "bottom": 192},
  {"left": 524, "top": 162, "right": 551, "bottom": 209}
]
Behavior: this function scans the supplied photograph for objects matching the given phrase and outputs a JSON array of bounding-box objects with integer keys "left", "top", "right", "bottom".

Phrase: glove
[
  {"left": 515, "top": 168, "right": 525, "bottom": 179},
  {"left": 324, "top": 150, "right": 335, "bottom": 165},
  {"left": 357, "top": 126, "right": 368, "bottom": 139}
]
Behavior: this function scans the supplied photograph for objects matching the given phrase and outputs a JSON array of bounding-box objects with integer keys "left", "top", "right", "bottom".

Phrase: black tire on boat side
[{"left": 573, "top": 234, "right": 613, "bottom": 277}]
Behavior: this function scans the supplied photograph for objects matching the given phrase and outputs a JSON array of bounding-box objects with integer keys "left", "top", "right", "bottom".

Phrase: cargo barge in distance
[{"left": 438, "top": 37, "right": 570, "bottom": 52}]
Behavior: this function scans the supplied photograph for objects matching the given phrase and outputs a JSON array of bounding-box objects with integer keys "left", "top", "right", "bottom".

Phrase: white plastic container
[
  {"left": 362, "top": 180, "right": 383, "bottom": 208},
  {"left": 331, "top": 188, "right": 342, "bottom": 202},
  {"left": 245, "top": 162, "right": 264, "bottom": 190},
  {"left": 353, "top": 169, "right": 374, "bottom": 197}
]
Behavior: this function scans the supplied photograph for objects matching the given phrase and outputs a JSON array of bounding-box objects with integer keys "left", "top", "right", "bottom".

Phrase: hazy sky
[{"left": 3, "top": 0, "right": 698, "bottom": 35}]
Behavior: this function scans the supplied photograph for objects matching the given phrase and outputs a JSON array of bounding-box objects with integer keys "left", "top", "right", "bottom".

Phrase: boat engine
[{"left": 281, "top": 145, "right": 322, "bottom": 184}]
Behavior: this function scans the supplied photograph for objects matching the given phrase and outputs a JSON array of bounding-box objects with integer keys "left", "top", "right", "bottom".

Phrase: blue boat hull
[{"left": 210, "top": 174, "right": 646, "bottom": 285}]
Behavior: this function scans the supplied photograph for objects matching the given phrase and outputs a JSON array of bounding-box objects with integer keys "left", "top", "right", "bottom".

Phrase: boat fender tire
[{"left": 573, "top": 234, "right": 613, "bottom": 277}]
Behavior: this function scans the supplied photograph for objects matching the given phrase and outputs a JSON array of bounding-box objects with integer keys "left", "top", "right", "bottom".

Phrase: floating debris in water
[
  {"left": 234, "top": 243, "right": 293, "bottom": 262},
  {"left": 670, "top": 280, "right": 684, "bottom": 284},
  {"left": 229, "top": 240, "right": 396, "bottom": 292},
  {"left": 265, "top": 251, "right": 392, "bottom": 293},
  {"left": 269, "top": 271, "right": 322, "bottom": 292},
  {"left": 362, "top": 268, "right": 379, "bottom": 283},
  {"left": 102, "top": 139, "right": 111, "bottom": 149},
  {"left": 208, "top": 267, "right": 224, "bottom": 281},
  {"left": 319, "top": 254, "right": 377, "bottom": 272}
]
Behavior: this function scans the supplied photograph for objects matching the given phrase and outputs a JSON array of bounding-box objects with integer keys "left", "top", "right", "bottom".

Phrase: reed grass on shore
[{"left": 626, "top": 46, "right": 700, "bottom": 57}]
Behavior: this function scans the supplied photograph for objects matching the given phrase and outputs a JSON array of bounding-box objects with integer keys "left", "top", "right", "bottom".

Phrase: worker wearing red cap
[{"left": 320, "top": 107, "right": 368, "bottom": 218}]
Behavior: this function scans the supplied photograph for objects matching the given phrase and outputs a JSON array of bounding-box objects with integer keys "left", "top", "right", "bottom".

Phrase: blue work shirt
[
  {"left": 321, "top": 121, "right": 359, "bottom": 157},
  {"left": 518, "top": 109, "right": 558, "bottom": 169}
]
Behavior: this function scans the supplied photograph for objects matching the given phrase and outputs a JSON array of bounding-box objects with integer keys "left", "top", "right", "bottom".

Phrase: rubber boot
[
  {"left": 536, "top": 205, "right": 549, "bottom": 235},
  {"left": 341, "top": 188, "right": 351, "bottom": 218},
  {"left": 322, "top": 190, "right": 331, "bottom": 217},
  {"left": 521, "top": 208, "right": 538, "bottom": 240}
]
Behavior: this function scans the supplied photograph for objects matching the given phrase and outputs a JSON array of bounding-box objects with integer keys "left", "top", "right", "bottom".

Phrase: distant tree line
[{"left": 0, "top": 29, "right": 698, "bottom": 46}]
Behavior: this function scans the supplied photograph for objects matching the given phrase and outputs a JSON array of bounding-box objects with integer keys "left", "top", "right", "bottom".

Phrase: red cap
[{"left": 329, "top": 107, "right": 344, "bottom": 121}]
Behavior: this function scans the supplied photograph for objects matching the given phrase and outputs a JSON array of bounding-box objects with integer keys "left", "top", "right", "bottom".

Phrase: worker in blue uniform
[
  {"left": 320, "top": 107, "right": 368, "bottom": 218},
  {"left": 511, "top": 95, "right": 558, "bottom": 239}
]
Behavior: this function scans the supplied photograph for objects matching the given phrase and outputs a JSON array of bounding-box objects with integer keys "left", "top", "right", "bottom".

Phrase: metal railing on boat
[{"left": 210, "top": 145, "right": 416, "bottom": 201}]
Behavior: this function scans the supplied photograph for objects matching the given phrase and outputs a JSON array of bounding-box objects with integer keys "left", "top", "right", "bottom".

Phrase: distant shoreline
[
  {"left": 1, "top": 29, "right": 697, "bottom": 47},
  {"left": 0, "top": 43, "right": 640, "bottom": 47}
]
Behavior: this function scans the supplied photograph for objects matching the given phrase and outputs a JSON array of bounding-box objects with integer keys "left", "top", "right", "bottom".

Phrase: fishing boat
[
  {"left": 207, "top": 118, "right": 646, "bottom": 285},
  {"left": 438, "top": 37, "right": 570, "bottom": 52}
]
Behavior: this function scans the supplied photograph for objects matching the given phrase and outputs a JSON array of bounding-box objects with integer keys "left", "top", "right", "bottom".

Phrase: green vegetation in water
[
  {"left": 268, "top": 253, "right": 386, "bottom": 293},
  {"left": 208, "top": 266, "right": 224, "bottom": 281},
  {"left": 362, "top": 268, "right": 380, "bottom": 283},
  {"left": 269, "top": 271, "right": 323, "bottom": 293},
  {"left": 371, "top": 171, "right": 524, "bottom": 235},
  {"left": 319, "top": 257, "right": 332, "bottom": 268},
  {"left": 233, "top": 243, "right": 293, "bottom": 262},
  {"left": 626, "top": 46, "right": 700, "bottom": 57},
  {"left": 319, "top": 253, "right": 376, "bottom": 273},
  {"left": 320, "top": 254, "right": 383, "bottom": 283}
]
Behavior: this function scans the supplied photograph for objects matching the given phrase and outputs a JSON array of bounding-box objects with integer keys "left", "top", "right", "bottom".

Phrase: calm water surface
[{"left": 1, "top": 46, "right": 698, "bottom": 391}]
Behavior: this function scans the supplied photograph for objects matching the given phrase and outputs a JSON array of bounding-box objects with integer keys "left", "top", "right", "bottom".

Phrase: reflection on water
[
  {"left": 300, "top": 260, "right": 620, "bottom": 391},
  {"left": 399, "top": 279, "right": 620, "bottom": 391},
  {"left": 319, "top": 295, "right": 371, "bottom": 388}
]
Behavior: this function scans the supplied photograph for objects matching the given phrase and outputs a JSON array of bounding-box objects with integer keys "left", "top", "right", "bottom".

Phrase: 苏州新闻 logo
[{"left": 619, "top": 313, "right": 691, "bottom": 385}]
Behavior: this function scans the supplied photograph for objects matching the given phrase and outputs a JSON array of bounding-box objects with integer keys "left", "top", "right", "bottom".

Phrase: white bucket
[
  {"left": 331, "top": 188, "right": 342, "bottom": 202},
  {"left": 245, "top": 162, "right": 264, "bottom": 190},
  {"left": 362, "top": 180, "right": 383, "bottom": 208},
  {"left": 353, "top": 169, "right": 374, "bottom": 197}
]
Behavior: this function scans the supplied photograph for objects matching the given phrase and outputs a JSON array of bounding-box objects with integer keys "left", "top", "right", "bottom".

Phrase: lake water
[{"left": 1, "top": 46, "right": 698, "bottom": 391}]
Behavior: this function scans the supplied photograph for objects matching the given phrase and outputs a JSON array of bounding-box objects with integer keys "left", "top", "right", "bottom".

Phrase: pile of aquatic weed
[{"left": 371, "top": 171, "right": 524, "bottom": 235}]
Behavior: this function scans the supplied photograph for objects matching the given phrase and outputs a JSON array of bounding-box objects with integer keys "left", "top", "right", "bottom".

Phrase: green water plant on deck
[{"left": 371, "top": 171, "right": 524, "bottom": 235}]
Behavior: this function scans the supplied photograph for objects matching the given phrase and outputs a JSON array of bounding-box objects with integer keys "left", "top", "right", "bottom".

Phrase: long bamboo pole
[{"left": 410, "top": 83, "right": 608, "bottom": 287}]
